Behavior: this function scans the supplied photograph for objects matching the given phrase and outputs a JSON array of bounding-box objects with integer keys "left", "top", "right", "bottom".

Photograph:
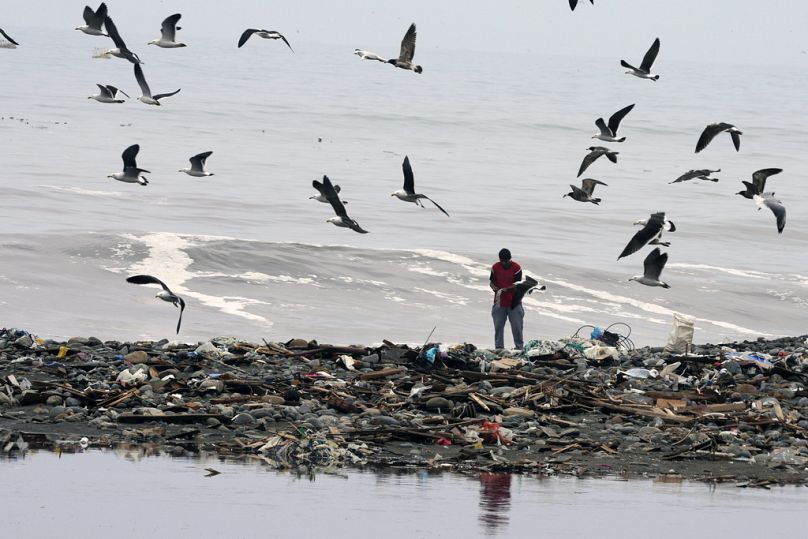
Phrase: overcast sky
[{"left": 4, "top": 0, "right": 808, "bottom": 65}]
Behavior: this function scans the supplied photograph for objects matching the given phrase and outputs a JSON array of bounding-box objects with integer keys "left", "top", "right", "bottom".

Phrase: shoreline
[{"left": 2, "top": 328, "right": 808, "bottom": 486}]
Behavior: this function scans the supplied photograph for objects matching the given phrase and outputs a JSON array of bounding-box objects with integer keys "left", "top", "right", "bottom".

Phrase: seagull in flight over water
[
  {"left": 126, "top": 275, "right": 186, "bottom": 334},
  {"left": 569, "top": 0, "right": 594, "bottom": 10},
  {"left": 354, "top": 49, "right": 387, "bottom": 62},
  {"left": 669, "top": 168, "right": 720, "bottom": 184},
  {"left": 695, "top": 122, "right": 742, "bottom": 153},
  {"left": 391, "top": 156, "right": 450, "bottom": 216},
  {"left": 736, "top": 168, "right": 782, "bottom": 199},
  {"left": 0, "top": 28, "right": 20, "bottom": 48},
  {"left": 179, "top": 151, "right": 214, "bottom": 177},
  {"left": 134, "top": 63, "right": 180, "bottom": 105},
  {"left": 621, "top": 38, "right": 660, "bottom": 80},
  {"left": 75, "top": 3, "right": 108, "bottom": 36},
  {"left": 564, "top": 178, "right": 607, "bottom": 204},
  {"left": 629, "top": 248, "right": 671, "bottom": 288},
  {"left": 108, "top": 144, "right": 149, "bottom": 186},
  {"left": 148, "top": 14, "right": 186, "bottom": 48},
  {"left": 592, "top": 104, "right": 635, "bottom": 142},
  {"left": 619, "top": 212, "right": 675, "bottom": 259},
  {"left": 313, "top": 176, "right": 368, "bottom": 233},
  {"left": 238, "top": 29, "right": 293, "bottom": 51},
  {"left": 309, "top": 176, "right": 347, "bottom": 204},
  {"left": 753, "top": 193, "right": 786, "bottom": 234},
  {"left": 100, "top": 15, "right": 142, "bottom": 64},
  {"left": 578, "top": 146, "right": 618, "bottom": 177},
  {"left": 388, "top": 24, "right": 422, "bottom": 73},
  {"left": 88, "top": 84, "right": 130, "bottom": 103}
]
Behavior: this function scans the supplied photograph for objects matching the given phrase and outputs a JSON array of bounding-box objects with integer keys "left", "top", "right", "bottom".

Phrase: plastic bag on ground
[{"left": 664, "top": 313, "right": 695, "bottom": 354}]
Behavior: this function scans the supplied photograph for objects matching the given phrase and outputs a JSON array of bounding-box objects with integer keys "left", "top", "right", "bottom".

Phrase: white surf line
[
  {"left": 116, "top": 232, "right": 273, "bottom": 326},
  {"left": 541, "top": 276, "right": 773, "bottom": 337},
  {"left": 667, "top": 263, "right": 772, "bottom": 280},
  {"left": 413, "top": 287, "right": 470, "bottom": 306},
  {"left": 39, "top": 185, "right": 125, "bottom": 198}
]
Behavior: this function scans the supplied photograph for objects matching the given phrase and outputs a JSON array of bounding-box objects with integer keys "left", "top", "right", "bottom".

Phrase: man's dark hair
[{"left": 498, "top": 248, "right": 511, "bottom": 261}]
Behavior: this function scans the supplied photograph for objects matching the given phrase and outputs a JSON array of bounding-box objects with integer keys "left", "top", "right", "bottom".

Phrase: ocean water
[{"left": 1, "top": 24, "right": 807, "bottom": 347}]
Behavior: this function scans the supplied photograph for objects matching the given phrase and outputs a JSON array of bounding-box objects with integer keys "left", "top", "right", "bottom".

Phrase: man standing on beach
[{"left": 489, "top": 248, "right": 524, "bottom": 350}]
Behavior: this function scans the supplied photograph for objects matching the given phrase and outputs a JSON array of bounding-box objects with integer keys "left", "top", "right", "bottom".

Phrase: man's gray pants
[{"left": 492, "top": 304, "right": 524, "bottom": 350}]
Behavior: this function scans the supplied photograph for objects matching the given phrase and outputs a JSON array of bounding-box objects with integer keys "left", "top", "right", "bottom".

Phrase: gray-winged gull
[
  {"left": 126, "top": 275, "right": 186, "bottom": 334},
  {"left": 736, "top": 168, "right": 782, "bottom": 199},
  {"left": 629, "top": 248, "right": 670, "bottom": 288},
  {"left": 99, "top": 15, "right": 142, "bottom": 64},
  {"left": 621, "top": 38, "right": 660, "bottom": 80},
  {"left": 695, "top": 122, "right": 742, "bottom": 153},
  {"left": 238, "top": 29, "right": 293, "bottom": 51},
  {"left": 76, "top": 4, "right": 108, "bottom": 36},
  {"left": 753, "top": 193, "right": 786, "bottom": 234},
  {"left": 593, "top": 104, "right": 634, "bottom": 142},
  {"left": 391, "top": 156, "right": 449, "bottom": 216},
  {"left": 313, "top": 176, "right": 368, "bottom": 233},
  {"left": 148, "top": 14, "right": 185, "bottom": 48},
  {"left": 179, "top": 151, "right": 214, "bottom": 177},
  {"left": 0, "top": 28, "right": 19, "bottom": 48},
  {"left": 388, "top": 24, "right": 422, "bottom": 73},
  {"left": 108, "top": 144, "right": 149, "bottom": 186},
  {"left": 310, "top": 175, "right": 347, "bottom": 204},
  {"left": 619, "top": 212, "right": 675, "bottom": 259},
  {"left": 564, "top": 178, "right": 607, "bottom": 204},
  {"left": 354, "top": 49, "right": 387, "bottom": 62},
  {"left": 578, "top": 146, "right": 618, "bottom": 177},
  {"left": 669, "top": 168, "right": 720, "bottom": 184},
  {"left": 134, "top": 63, "right": 180, "bottom": 105},
  {"left": 88, "top": 84, "right": 130, "bottom": 103}
]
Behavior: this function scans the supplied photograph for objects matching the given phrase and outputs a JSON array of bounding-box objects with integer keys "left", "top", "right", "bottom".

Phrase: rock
[
  {"left": 46, "top": 395, "right": 63, "bottom": 406},
  {"left": 503, "top": 407, "right": 534, "bottom": 417},
  {"left": 232, "top": 413, "right": 256, "bottom": 426},
  {"left": 425, "top": 397, "right": 453, "bottom": 411},
  {"left": 124, "top": 351, "right": 149, "bottom": 364}
]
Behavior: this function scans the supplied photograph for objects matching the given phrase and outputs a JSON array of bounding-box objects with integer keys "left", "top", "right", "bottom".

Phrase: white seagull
[
  {"left": 354, "top": 49, "right": 386, "bottom": 62},
  {"left": 126, "top": 275, "right": 186, "bottom": 334},
  {"left": 578, "top": 146, "right": 618, "bottom": 177},
  {"left": 179, "top": 151, "right": 214, "bottom": 177},
  {"left": 753, "top": 193, "right": 786, "bottom": 234},
  {"left": 0, "top": 28, "right": 20, "bottom": 48},
  {"left": 88, "top": 84, "right": 130, "bottom": 103},
  {"left": 564, "top": 178, "right": 607, "bottom": 204},
  {"left": 148, "top": 14, "right": 186, "bottom": 48},
  {"left": 388, "top": 23, "right": 422, "bottom": 73},
  {"left": 629, "top": 248, "right": 670, "bottom": 288},
  {"left": 593, "top": 104, "right": 635, "bottom": 142},
  {"left": 391, "top": 156, "right": 449, "bottom": 216},
  {"left": 76, "top": 3, "right": 108, "bottom": 36},
  {"left": 134, "top": 63, "right": 180, "bottom": 105},
  {"left": 238, "top": 29, "right": 293, "bottom": 52},
  {"left": 99, "top": 15, "right": 142, "bottom": 64},
  {"left": 108, "top": 144, "right": 149, "bottom": 186},
  {"left": 619, "top": 212, "right": 675, "bottom": 259},
  {"left": 309, "top": 175, "right": 347, "bottom": 204},
  {"left": 695, "top": 122, "right": 742, "bottom": 153},
  {"left": 621, "top": 38, "right": 660, "bottom": 80},
  {"left": 313, "top": 176, "right": 368, "bottom": 233}
]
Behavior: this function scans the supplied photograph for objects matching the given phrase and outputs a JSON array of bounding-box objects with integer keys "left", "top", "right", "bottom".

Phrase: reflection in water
[{"left": 479, "top": 472, "right": 512, "bottom": 534}]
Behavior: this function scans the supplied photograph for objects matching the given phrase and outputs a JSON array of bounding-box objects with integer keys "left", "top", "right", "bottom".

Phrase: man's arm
[{"left": 489, "top": 270, "right": 498, "bottom": 292}]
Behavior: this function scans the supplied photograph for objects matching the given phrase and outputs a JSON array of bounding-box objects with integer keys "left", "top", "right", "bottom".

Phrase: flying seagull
[
  {"left": 621, "top": 38, "right": 660, "bottom": 80},
  {"left": 126, "top": 275, "right": 186, "bottom": 334},
  {"left": 753, "top": 193, "right": 786, "bottom": 234},
  {"left": 564, "top": 178, "right": 607, "bottom": 204},
  {"left": 0, "top": 28, "right": 19, "bottom": 48},
  {"left": 593, "top": 104, "right": 635, "bottom": 142},
  {"left": 134, "top": 63, "right": 180, "bottom": 105},
  {"left": 569, "top": 0, "right": 594, "bottom": 10},
  {"left": 695, "top": 122, "right": 742, "bottom": 153},
  {"left": 619, "top": 212, "right": 675, "bottom": 259},
  {"left": 88, "top": 84, "right": 130, "bottom": 103},
  {"left": 578, "top": 146, "right": 618, "bottom": 177},
  {"left": 736, "top": 168, "right": 782, "bottom": 199},
  {"left": 76, "top": 3, "right": 108, "bottom": 36},
  {"left": 669, "top": 168, "right": 721, "bottom": 184},
  {"left": 510, "top": 276, "right": 546, "bottom": 308},
  {"left": 179, "top": 151, "right": 214, "bottom": 177},
  {"left": 101, "top": 15, "right": 142, "bottom": 64},
  {"left": 148, "top": 14, "right": 185, "bottom": 48},
  {"left": 354, "top": 49, "right": 386, "bottom": 62},
  {"left": 238, "top": 29, "right": 293, "bottom": 51},
  {"left": 309, "top": 176, "right": 347, "bottom": 204},
  {"left": 391, "top": 156, "right": 449, "bottom": 216},
  {"left": 108, "top": 144, "right": 150, "bottom": 186},
  {"left": 313, "top": 176, "right": 368, "bottom": 233},
  {"left": 388, "top": 23, "right": 422, "bottom": 73},
  {"left": 629, "top": 248, "right": 670, "bottom": 288}
]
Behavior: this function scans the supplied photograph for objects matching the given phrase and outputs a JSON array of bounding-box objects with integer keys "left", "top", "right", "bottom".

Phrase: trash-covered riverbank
[{"left": 3, "top": 328, "right": 808, "bottom": 487}]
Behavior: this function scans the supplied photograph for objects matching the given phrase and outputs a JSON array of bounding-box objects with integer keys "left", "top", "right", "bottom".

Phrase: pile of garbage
[{"left": 2, "top": 327, "right": 808, "bottom": 484}]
